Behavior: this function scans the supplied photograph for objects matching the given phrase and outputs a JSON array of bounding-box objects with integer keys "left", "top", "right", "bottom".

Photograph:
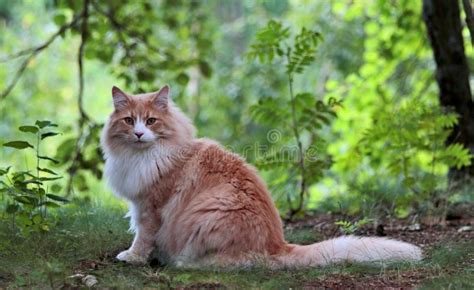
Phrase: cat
[{"left": 100, "top": 85, "right": 422, "bottom": 268}]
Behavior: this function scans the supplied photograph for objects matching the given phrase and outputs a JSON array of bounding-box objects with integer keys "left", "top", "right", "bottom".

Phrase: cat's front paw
[{"left": 116, "top": 250, "right": 148, "bottom": 265}]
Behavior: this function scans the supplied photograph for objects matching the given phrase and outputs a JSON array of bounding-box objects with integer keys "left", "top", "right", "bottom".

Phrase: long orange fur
[{"left": 100, "top": 85, "right": 422, "bottom": 268}]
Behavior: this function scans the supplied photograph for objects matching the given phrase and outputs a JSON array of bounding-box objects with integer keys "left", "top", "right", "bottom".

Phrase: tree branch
[
  {"left": 0, "top": 14, "right": 82, "bottom": 100},
  {"left": 77, "top": 0, "right": 90, "bottom": 123},
  {"left": 66, "top": 0, "right": 92, "bottom": 196}
]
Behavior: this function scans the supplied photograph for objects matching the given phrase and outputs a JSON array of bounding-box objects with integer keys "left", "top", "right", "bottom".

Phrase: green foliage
[
  {"left": 248, "top": 20, "right": 339, "bottom": 217},
  {"left": 358, "top": 100, "right": 471, "bottom": 205},
  {"left": 52, "top": 0, "right": 215, "bottom": 93},
  {"left": 248, "top": 20, "right": 290, "bottom": 62},
  {"left": 1, "top": 120, "right": 68, "bottom": 235},
  {"left": 323, "top": 0, "right": 473, "bottom": 218},
  {"left": 286, "top": 28, "right": 322, "bottom": 75},
  {"left": 334, "top": 218, "right": 372, "bottom": 235},
  {"left": 0, "top": 0, "right": 472, "bottom": 220}
]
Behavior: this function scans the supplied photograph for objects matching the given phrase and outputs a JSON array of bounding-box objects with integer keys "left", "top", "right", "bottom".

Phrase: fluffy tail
[{"left": 275, "top": 236, "right": 422, "bottom": 268}]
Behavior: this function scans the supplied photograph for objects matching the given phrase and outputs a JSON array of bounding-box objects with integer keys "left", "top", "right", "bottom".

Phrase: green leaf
[
  {"left": 37, "top": 167, "right": 58, "bottom": 176},
  {"left": 176, "top": 73, "right": 190, "bottom": 85},
  {"left": 17, "top": 213, "right": 33, "bottom": 226},
  {"left": 0, "top": 166, "right": 11, "bottom": 176},
  {"left": 198, "top": 60, "right": 212, "bottom": 78},
  {"left": 55, "top": 138, "right": 76, "bottom": 162},
  {"left": 20, "top": 179, "right": 43, "bottom": 185},
  {"left": 38, "top": 155, "right": 60, "bottom": 164},
  {"left": 6, "top": 204, "right": 18, "bottom": 214},
  {"left": 38, "top": 177, "right": 62, "bottom": 182},
  {"left": 53, "top": 13, "right": 67, "bottom": 26},
  {"left": 40, "top": 224, "right": 50, "bottom": 232},
  {"left": 41, "top": 132, "right": 60, "bottom": 140},
  {"left": 42, "top": 201, "right": 60, "bottom": 208},
  {"left": 19, "top": 125, "right": 39, "bottom": 134},
  {"left": 403, "top": 177, "right": 416, "bottom": 188},
  {"left": 3, "top": 141, "right": 34, "bottom": 149},
  {"left": 14, "top": 195, "right": 36, "bottom": 205},
  {"left": 50, "top": 183, "right": 62, "bottom": 193},
  {"left": 12, "top": 171, "right": 34, "bottom": 181},
  {"left": 46, "top": 194, "right": 69, "bottom": 203},
  {"left": 35, "top": 120, "right": 58, "bottom": 129},
  {"left": 36, "top": 187, "right": 46, "bottom": 197},
  {"left": 32, "top": 214, "right": 43, "bottom": 224}
]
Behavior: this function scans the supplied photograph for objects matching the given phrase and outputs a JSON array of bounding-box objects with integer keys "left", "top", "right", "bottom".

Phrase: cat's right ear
[{"left": 112, "top": 86, "right": 129, "bottom": 110}]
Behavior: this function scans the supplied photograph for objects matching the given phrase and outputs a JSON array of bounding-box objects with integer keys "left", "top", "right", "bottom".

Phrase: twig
[
  {"left": 77, "top": 0, "right": 90, "bottom": 123},
  {"left": 462, "top": 0, "right": 474, "bottom": 47},
  {"left": 65, "top": 0, "right": 91, "bottom": 196},
  {"left": 285, "top": 50, "right": 307, "bottom": 221},
  {"left": 0, "top": 14, "right": 82, "bottom": 100}
]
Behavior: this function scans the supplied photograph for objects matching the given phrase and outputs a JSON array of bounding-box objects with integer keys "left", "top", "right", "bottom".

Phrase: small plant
[
  {"left": 357, "top": 98, "right": 472, "bottom": 217},
  {"left": 335, "top": 218, "right": 372, "bottom": 235},
  {"left": 248, "top": 20, "right": 341, "bottom": 219},
  {"left": 1, "top": 120, "right": 68, "bottom": 235}
]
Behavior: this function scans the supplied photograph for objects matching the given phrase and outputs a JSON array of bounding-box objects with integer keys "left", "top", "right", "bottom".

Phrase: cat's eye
[
  {"left": 146, "top": 118, "right": 157, "bottom": 125},
  {"left": 124, "top": 117, "right": 134, "bottom": 125}
]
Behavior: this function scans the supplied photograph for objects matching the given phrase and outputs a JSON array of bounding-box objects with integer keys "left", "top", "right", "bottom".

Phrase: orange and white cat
[{"left": 100, "top": 85, "right": 422, "bottom": 268}]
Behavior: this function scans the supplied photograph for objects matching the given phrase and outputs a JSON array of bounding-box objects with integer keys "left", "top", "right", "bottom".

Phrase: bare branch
[
  {"left": 66, "top": 0, "right": 92, "bottom": 196},
  {"left": 77, "top": 1, "right": 90, "bottom": 123},
  {"left": 0, "top": 14, "right": 82, "bottom": 100},
  {"left": 0, "top": 53, "right": 34, "bottom": 100},
  {"left": 0, "top": 14, "right": 82, "bottom": 63}
]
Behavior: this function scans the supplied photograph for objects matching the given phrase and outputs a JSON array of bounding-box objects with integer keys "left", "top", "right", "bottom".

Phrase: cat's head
[{"left": 101, "top": 85, "right": 196, "bottom": 155}]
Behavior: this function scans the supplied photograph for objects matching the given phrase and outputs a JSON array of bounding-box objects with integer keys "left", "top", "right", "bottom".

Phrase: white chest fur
[{"left": 104, "top": 146, "right": 177, "bottom": 199}]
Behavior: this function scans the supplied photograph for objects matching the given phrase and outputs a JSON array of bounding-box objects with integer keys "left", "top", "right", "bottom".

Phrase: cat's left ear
[{"left": 151, "top": 85, "right": 170, "bottom": 111}]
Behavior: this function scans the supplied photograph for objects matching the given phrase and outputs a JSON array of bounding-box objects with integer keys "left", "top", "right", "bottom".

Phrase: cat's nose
[{"left": 134, "top": 132, "right": 144, "bottom": 138}]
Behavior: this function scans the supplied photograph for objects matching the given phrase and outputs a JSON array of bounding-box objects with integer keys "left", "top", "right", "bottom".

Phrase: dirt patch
[
  {"left": 285, "top": 212, "right": 474, "bottom": 289},
  {"left": 285, "top": 212, "right": 474, "bottom": 246}
]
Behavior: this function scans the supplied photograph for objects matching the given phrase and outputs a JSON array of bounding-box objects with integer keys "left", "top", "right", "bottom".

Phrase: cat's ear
[
  {"left": 151, "top": 85, "right": 170, "bottom": 111},
  {"left": 111, "top": 86, "right": 129, "bottom": 110}
]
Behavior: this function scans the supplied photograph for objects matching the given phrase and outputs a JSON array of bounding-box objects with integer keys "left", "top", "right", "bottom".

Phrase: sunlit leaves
[
  {"left": 286, "top": 28, "right": 322, "bottom": 75},
  {"left": 442, "top": 144, "right": 472, "bottom": 169},
  {"left": 357, "top": 97, "right": 471, "bottom": 201},
  {"left": 248, "top": 20, "right": 290, "bottom": 63},
  {"left": 54, "top": 0, "right": 216, "bottom": 92},
  {"left": 248, "top": 20, "right": 321, "bottom": 77},
  {"left": 248, "top": 21, "right": 337, "bottom": 217}
]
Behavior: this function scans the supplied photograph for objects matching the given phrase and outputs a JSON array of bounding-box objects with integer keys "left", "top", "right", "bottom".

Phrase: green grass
[{"left": 0, "top": 205, "right": 472, "bottom": 289}]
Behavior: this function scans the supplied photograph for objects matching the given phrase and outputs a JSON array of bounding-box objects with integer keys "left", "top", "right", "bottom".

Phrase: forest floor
[{"left": 0, "top": 205, "right": 473, "bottom": 289}]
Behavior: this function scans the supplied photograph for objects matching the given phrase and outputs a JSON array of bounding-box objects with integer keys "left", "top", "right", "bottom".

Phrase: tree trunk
[{"left": 422, "top": 0, "right": 474, "bottom": 182}]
